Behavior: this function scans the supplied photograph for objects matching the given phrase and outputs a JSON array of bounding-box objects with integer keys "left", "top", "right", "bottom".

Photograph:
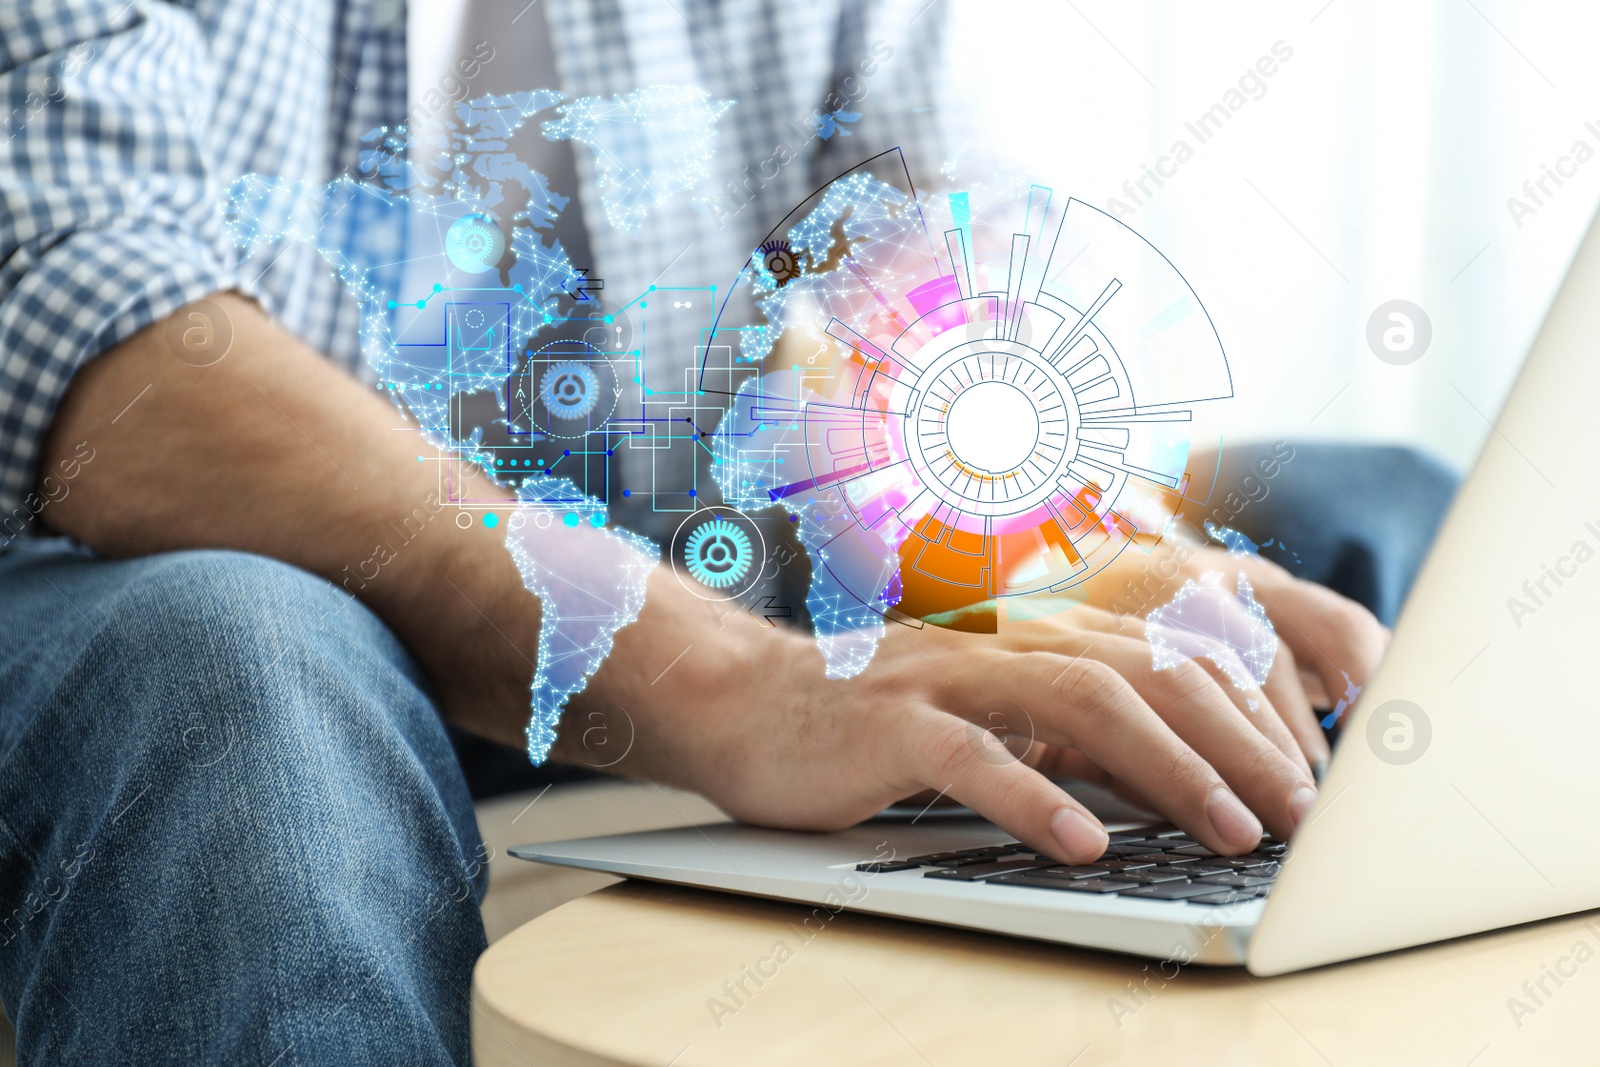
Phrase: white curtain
[{"left": 950, "top": 0, "right": 1600, "bottom": 469}]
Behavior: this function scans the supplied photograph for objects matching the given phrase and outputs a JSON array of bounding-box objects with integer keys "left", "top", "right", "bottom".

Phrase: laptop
[{"left": 513, "top": 206, "right": 1600, "bottom": 976}]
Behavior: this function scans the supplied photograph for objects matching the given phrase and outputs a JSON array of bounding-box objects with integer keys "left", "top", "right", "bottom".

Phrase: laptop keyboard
[{"left": 856, "top": 824, "right": 1286, "bottom": 906}]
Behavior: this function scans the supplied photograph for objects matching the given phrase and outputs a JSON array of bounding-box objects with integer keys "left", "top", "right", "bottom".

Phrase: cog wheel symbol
[
  {"left": 683, "top": 519, "right": 753, "bottom": 589},
  {"left": 759, "top": 239, "right": 799, "bottom": 285},
  {"left": 445, "top": 213, "right": 507, "bottom": 274},
  {"left": 539, "top": 360, "right": 601, "bottom": 420}
]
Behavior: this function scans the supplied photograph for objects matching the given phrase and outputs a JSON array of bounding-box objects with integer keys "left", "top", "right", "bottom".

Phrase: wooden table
[{"left": 473, "top": 878, "right": 1600, "bottom": 1066}]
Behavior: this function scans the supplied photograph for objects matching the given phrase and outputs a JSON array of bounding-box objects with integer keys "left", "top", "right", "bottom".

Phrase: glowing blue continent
[{"left": 541, "top": 86, "right": 735, "bottom": 236}]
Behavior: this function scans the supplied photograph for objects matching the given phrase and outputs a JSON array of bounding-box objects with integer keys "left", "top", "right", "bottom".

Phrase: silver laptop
[{"left": 514, "top": 207, "right": 1600, "bottom": 976}]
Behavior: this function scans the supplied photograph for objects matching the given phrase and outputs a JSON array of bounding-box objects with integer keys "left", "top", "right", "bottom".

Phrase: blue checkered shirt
[{"left": 0, "top": 0, "right": 957, "bottom": 518}]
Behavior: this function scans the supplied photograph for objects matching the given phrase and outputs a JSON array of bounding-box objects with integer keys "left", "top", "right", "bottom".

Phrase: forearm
[{"left": 38, "top": 294, "right": 538, "bottom": 744}]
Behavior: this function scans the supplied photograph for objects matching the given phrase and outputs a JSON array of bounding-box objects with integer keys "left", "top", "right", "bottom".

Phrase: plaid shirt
[{"left": 0, "top": 0, "right": 956, "bottom": 520}]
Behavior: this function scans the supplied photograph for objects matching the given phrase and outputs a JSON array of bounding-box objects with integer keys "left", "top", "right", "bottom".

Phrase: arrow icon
[
  {"left": 565, "top": 268, "right": 604, "bottom": 302},
  {"left": 747, "top": 596, "right": 792, "bottom": 627}
]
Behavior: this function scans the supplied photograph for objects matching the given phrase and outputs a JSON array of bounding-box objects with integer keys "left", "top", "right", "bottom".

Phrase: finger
[
  {"left": 1034, "top": 747, "right": 1163, "bottom": 819},
  {"left": 1259, "top": 641, "right": 1331, "bottom": 773},
  {"left": 952, "top": 651, "right": 1267, "bottom": 854},
  {"left": 1190, "top": 653, "right": 1310, "bottom": 777},
  {"left": 1249, "top": 568, "right": 1388, "bottom": 713},
  {"left": 904, "top": 707, "right": 1110, "bottom": 864},
  {"left": 1032, "top": 596, "right": 1319, "bottom": 790},
  {"left": 1161, "top": 598, "right": 1322, "bottom": 777},
  {"left": 1030, "top": 745, "right": 1115, "bottom": 786},
  {"left": 1298, "top": 664, "right": 1330, "bottom": 708},
  {"left": 1145, "top": 622, "right": 1309, "bottom": 776},
  {"left": 1075, "top": 637, "right": 1315, "bottom": 840}
]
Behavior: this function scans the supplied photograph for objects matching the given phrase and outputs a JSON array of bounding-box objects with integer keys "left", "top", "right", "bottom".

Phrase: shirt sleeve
[{"left": 0, "top": 1, "right": 243, "bottom": 515}]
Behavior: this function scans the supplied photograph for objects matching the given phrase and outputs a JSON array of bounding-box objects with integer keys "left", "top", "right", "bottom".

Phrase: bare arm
[
  {"left": 39, "top": 293, "right": 536, "bottom": 745},
  {"left": 41, "top": 293, "right": 1383, "bottom": 862}
]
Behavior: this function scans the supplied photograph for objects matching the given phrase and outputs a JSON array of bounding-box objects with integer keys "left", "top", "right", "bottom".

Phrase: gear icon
[
  {"left": 683, "top": 519, "right": 753, "bottom": 589},
  {"left": 759, "top": 239, "right": 799, "bottom": 285},
  {"left": 539, "top": 360, "right": 601, "bottom": 420},
  {"left": 445, "top": 213, "right": 507, "bottom": 274}
]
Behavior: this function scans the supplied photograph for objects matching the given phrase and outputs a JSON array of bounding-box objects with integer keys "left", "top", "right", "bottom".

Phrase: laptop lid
[{"left": 1249, "top": 207, "right": 1600, "bottom": 975}]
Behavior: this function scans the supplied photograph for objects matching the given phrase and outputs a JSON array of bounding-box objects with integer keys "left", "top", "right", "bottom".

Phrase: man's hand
[
  {"left": 43, "top": 294, "right": 1387, "bottom": 867},
  {"left": 561, "top": 519, "right": 1390, "bottom": 864}
]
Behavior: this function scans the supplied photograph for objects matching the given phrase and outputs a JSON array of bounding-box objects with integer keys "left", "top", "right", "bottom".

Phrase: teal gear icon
[
  {"left": 445, "top": 213, "right": 506, "bottom": 274},
  {"left": 539, "top": 360, "right": 600, "bottom": 419},
  {"left": 683, "top": 519, "right": 753, "bottom": 589}
]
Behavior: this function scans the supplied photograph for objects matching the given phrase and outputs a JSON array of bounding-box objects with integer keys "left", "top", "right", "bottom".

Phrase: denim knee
[{"left": 0, "top": 549, "right": 486, "bottom": 1065}]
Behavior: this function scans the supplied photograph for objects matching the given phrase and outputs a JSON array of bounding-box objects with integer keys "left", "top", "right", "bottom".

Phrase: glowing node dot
[
  {"left": 483, "top": 512, "right": 499, "bottom": 528},
  {"left": 563, "top": 513, "right": 580, "bottom": 527}
]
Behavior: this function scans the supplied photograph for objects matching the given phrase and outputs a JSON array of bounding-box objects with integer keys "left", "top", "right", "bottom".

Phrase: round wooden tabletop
[{"left": 472, "top": 880, "right": 1600, "bottom": 1066}]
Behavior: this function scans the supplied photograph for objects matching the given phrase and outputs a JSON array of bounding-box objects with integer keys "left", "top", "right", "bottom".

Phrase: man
[{"left": 0, "top": 1, "right": 1454, "bottom": 1062}]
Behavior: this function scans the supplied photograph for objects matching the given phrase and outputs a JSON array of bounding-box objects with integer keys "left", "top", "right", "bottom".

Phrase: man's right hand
[{"left": 557, "top": 562, "right": 1386, "bottom": 864}]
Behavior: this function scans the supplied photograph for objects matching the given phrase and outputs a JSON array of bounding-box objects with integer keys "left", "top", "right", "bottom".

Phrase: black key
[
  {"left": 1154, "top": 855, "right": 1199, "bottom": 866},
  {"left": 1188, "top": 890, "right": 1264, "bottom": 905},
  {"left": 990, "top": 874, "right": 1124, "bottom": 893},
  {"left": 1104, "top": 869, "right": 1193, "bottom": 884},
  {"left": 1117, "top": 882, "right": 1221, "bottom": 900},
  {"left": 1117, "top": 852, "right": 1178, "bottom": 865},
  {"left": 1168, "top": 845, "right": 1218, "bottom": 858},
  {"left": 1107, "top": 831, "right": 1154, "bottom": 845},
  {"left": 1198, "top": 873, "right": 1276, "bottom": 888},
  {"left": 855, "top": 861, "right": 922, "bottom": 873},
  {"left": 1109, "top": 837, "right": 1171, "bottom": 848},
  {"left": 1179, "top": 862, "right": 1236, "bottom": 877},
  {"left": 1204, "top": 857, "right": 1277, "bottom": 871},
  {"left": 930, "top": 855, "right": 1006, "bottom": 868},
  {"left": 906, "top": 852, "right": 962, "bottom": 865},
  {"left": 923, "top": 859, "right": 1056, "bottom": 881},
  {"left": 954, "top": 844, "right": 1029, "bottom": 858},
  {"left": 1031, "top": 865, "right": 1117, "bottom": 880},
  {"left": 1089, "top": 860, "right": 1156, "bottom": 872}
]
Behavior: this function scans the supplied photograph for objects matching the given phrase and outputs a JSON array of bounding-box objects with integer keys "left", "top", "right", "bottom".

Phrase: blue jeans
[
  {"left": 0, "top": 549, "right": 489, "bottom": 1065},
  {"left": 0, "top": 444, "right": 1457, "bottom": 1065}
]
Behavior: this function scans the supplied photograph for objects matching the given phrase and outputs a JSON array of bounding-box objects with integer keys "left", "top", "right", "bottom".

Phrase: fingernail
[
  {"left": 1290, "top": 784, "right": 1318, "bottom": 826},
  {"left": 1207, "top": 786, "right": 1262, "bottom": 850},
  {"left": 1051, "top": 807, "right": 1108, "bottom": 861}
]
